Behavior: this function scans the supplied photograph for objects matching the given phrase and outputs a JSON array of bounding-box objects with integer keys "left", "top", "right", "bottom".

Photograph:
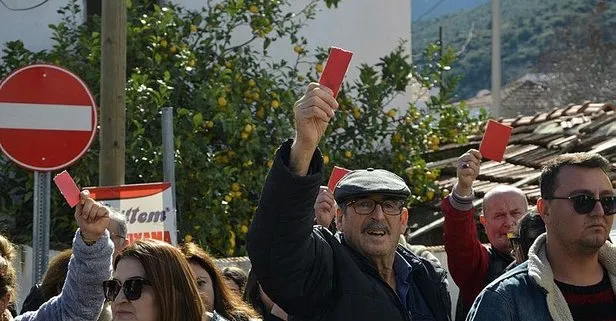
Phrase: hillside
[
  {"left": 412, "top": 0, "right": 616, "bottom": 100},
  {"left": 412, "top": 0, "right": 489, "bottom": 21}
]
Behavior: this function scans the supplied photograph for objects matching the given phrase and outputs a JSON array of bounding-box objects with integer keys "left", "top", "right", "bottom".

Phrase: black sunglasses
[
  {"left": 102, "top": 277, "right": 152, "bottom": 302},
  {"left": 544, "top": 194, "right": 616, "bottom": 215}
]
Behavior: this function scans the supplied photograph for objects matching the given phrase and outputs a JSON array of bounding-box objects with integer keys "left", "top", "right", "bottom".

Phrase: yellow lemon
[
  {"left": 249, "top": 5, "right": 259, "bottom": 13},
  {"left": 248, "top": 79, "right": 256, "bottom": 87},
  {"left": 241, "top": 132, "right": 250, "bottom": 140},
  {"left": 184, "top": 234, "right": 193, "bottom": 243},
  {"left": 323, "top": 155, "right": 330, "bottom": 165},
  {"left": 240, "top": 225, "right": 249, "bottom": 234},
  {"left": 231, "top": 183, "right": 240, "bottom": 192},
  {"left": 256, "top": 107, "right": 265, "bottom": 119},
  {"left": 316, "top": 63, "right": 324, "bottom": 73},
  {"left": 160, "top": 39, "right": 168, "bottom": 48},
  {"left": 190, "top": 24, "right": 198, "bottom": 33},
  {"left": 243, "top": 124, "right": 253, "bottom": 133},
  {"left": 271, "top": 100, "right": 280, "bottom": 109},
  {"left": 293, "top": 45, "right": 304, "bottom": 54},
  {"left": 426, "top": 190, "right": 435, "bottom": 201},
  {"left": 224, "top": 195, "right": 232, "bottom": 202},
  {"left": 217, "top": 96, "right": 227, "bottom": 107},
  {"left": 344, "top": 150, "right": 352, "bottom": 158}
]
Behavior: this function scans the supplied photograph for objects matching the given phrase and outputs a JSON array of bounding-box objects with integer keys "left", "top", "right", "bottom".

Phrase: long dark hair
[
  {"left": 179, "top": 242, "right": 260, "bottom": 321},
  {"left": 114, "top": 239, "right": 204, "bottom": 321}
]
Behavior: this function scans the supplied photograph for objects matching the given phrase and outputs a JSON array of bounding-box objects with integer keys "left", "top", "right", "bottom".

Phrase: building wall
[{"left": 0, "top": 0, "right": 86, "bottom": 56}]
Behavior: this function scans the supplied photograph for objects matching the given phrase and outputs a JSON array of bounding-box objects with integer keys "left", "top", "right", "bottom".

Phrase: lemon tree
[{"left": 0, "top": 0, "right": 482, "bottom": 256}]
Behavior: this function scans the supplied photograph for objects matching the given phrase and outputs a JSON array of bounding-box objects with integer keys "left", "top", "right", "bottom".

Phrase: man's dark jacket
[{"left": 247, "top": 140, "right": 452, "bottom": 321}]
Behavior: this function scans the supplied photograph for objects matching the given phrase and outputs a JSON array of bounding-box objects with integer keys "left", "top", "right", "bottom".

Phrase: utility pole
[
  {"left": 491, "top": 0, "right": 502, "bottom": 118},
  {"left": 409, "top": 0, "right": 413, "bottom": 66},
  {"left": 99, "top": 0, "right": 127, "bottom": 186},
  {"left": 439, "top": 25, "right": 444, "bottom": 84}
]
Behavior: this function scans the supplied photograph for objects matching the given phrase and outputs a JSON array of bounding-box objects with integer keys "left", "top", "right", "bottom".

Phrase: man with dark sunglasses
[
  {"left": 467, "top": 152, "right": 616, "bottom": 321},
  {"left": 247, "top": 83, "right": 451, "bottom": 321}
]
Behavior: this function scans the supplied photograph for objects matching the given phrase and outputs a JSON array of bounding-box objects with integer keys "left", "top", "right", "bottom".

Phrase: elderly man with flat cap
[{"left": 247, "top": 83, "right": 451, "bottom": 321}]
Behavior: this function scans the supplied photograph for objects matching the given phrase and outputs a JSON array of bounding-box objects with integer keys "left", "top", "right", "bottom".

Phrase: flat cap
[{"left": 334, "top": 168, "right": 411, "bottom": 204}]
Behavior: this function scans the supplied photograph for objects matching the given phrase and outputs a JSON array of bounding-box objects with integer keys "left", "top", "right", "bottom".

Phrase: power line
[
  {"left": 0, "top": 0, "right": 50, "bottom": 11},
  {"left": 413, "top": 0, "right": 446, "bottom": 23}
]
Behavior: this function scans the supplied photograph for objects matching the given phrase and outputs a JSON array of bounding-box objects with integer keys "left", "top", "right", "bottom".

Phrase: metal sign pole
[
  {"left": 32, "top": 171, "right": 50, "bottom": 285},
  {"left": 161, "top": 107, "right": 178, "bottom": 242}
]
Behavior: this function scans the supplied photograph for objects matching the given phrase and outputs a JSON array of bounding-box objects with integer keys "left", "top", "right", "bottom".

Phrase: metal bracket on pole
[
  {"left": 32, "top": 171, "right": 50, "bottom": 285},
  {"left": 162, "top": 107, "right": 178, "bottom": 241}
]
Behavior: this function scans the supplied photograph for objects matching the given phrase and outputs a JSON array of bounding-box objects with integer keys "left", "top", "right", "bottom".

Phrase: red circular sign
[{"left": 0, "top": 64, "right": 97, "bottom": 171}]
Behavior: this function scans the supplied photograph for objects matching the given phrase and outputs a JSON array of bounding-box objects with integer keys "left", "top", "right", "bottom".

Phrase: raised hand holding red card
[
  {"left": 53, "top": 170, "right": 81, "bottom": 208},
  {"left": 328, "top": 166, "right": 351, "bottom": 192},
  {"left": 319, "top": 47, "right": 353, "bottom": 98},
  {"left": 479, "top": 120, "right": 513, "bottom": 162}
]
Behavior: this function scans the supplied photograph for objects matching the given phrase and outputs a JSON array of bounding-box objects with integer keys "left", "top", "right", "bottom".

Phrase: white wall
[{"left": 0, "top": 0, "right": 85, "bottom": 56}]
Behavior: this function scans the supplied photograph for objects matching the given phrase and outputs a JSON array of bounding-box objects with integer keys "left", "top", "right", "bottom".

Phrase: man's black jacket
[{"left": 247, "top": 140, "right": 452, "bottom": 321}]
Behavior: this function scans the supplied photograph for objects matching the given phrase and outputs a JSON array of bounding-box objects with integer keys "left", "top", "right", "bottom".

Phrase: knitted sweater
[{"left": 16, "top": 229, "right": 113, "bottom": 321}]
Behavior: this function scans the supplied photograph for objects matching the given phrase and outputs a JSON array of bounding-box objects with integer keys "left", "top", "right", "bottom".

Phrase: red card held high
[
  {"left": 328, "top": 166, "right": 351, "bottom": 192},
  {"left": 319, "top": 47, "right": 353, "bottom": 98},
  {"left": 53, "top": 171, "right": 81, "bottom": 208},
  {"left": 479, "top": 120, "right": 513, "bottom": 162}
]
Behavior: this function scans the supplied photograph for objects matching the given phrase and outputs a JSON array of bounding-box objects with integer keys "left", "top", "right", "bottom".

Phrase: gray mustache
[{"left": 363, "top": 222, "right": 390, "bottom": 234}]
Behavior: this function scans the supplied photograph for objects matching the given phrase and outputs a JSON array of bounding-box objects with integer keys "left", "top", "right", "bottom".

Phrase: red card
[
  {"left": 479, "top": 120, "right": 513, "bottom": 162},
  {"left": 319, "top": 47, "right": 353, "bottom": 98},
  {"left": 53, "top": 171, "right": 81, "bottom": 208},
  {"left": 327, "top": 166, "right": 351, "bottom": 192}
]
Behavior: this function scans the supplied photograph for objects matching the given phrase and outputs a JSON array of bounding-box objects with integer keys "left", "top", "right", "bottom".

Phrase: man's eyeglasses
[
  {"left": 346, "top": 199, "right": 405, "bottom": 215},
  {"left": 544, "top": 194, "right": 616, "bottom": 215},
  {"left": 102, "top": 277, "right": 152, "bottom": 302}
]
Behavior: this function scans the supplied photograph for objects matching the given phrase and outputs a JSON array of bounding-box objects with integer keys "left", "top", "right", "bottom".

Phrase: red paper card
[
  {"left": 328, "top": 166, "right": 351, "bottom": 192},
  {"left": 319, "top": 47, "right": 353, "bottom": 98},
  {"left": 479, "top": 120, "right": 513, "bottom": 162},
  {"left": 53, "top": 171, "right": 81, "bottom": 208}
]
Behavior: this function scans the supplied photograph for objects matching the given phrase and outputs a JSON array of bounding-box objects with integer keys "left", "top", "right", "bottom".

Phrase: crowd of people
[{"left": 1, "top": 82, "right": 615, "bottom": 320}]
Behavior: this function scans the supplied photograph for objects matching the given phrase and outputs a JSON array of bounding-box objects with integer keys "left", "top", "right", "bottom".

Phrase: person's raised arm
[
  {"left": 290, "top": 83, "right": 338, "bottom": 176},
  {"left": 443, "top": 150, "right": 490, "bottom": 304},
  {"left": 314, "top": 186, "right": 337, "bottom": 228},
  {"left": 17, "top": 191, "right": 113, "bottom": 321},
  {"left": 247, "top": 83, "right": 338, "bottom": 319}
]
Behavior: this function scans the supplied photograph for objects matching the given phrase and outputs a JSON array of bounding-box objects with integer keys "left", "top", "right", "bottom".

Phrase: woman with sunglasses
[
  {"left": 2, "top": 191, "right": 113, "bottom": 321},
  {"left": 105, "top": 239, "right": 208, "bottom": 321},
  {"left": 178, "top": 243, "right": 260, "bottom": 321}
]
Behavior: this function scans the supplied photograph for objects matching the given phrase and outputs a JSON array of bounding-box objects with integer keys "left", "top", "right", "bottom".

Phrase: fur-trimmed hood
[{"left": 527, "top": 233, "right": 616, "bottom": 321}]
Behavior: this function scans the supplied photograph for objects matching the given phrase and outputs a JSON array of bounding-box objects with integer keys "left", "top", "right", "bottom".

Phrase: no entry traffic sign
[{"left": 0, "top": 64, "right": 97, "bottom": 171}]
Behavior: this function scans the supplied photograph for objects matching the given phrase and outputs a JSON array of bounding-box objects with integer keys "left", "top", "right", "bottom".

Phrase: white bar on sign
[{"left": 0, "top": 102, "right": 92, "bottom": 131}]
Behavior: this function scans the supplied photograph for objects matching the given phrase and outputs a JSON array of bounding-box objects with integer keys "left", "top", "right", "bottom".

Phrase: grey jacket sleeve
[{"left": 16, "top": 229, "right": 113, "bottom": 321}]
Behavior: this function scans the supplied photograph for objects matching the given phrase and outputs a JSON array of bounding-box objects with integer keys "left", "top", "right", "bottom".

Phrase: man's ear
[
  {"left": 400, "top": 208, "right": 409, "bottom": 234},
  {"left": 336, "top": 207, "right": 344, "bottom": 232},
  {"left": 537, "top": 198, "right": 548, "bottom": 224},
  {"left": 479, "top": 214, "right": 488, "bottom": 228}
]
